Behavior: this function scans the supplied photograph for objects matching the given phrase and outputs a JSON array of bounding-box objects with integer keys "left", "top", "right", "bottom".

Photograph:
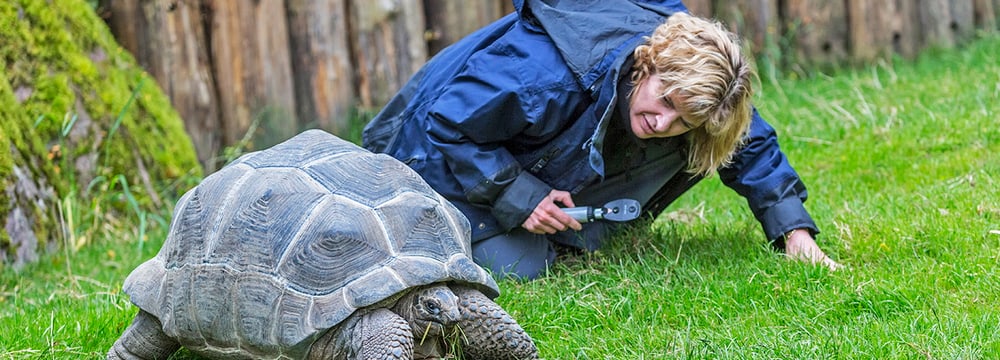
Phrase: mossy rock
[{"left": 0, "top": 0, "right": 202, "bottom": 268}]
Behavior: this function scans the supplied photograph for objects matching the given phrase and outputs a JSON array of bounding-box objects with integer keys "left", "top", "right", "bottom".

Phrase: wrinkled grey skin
[
  {"left": 105, "top": 130, "right": 538, "bottom": 360},
  {"left": 308, "top": 284, "right": 537, "bottom": 359}
]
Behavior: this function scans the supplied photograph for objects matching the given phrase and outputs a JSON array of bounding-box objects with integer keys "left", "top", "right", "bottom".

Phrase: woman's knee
[{"left": 471, "top": 230, "right": 555, "bottom": 280}]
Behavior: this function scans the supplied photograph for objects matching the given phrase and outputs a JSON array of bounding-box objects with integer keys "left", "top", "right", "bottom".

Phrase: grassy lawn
[{"left": 2, "top": 35, "right": 998, "bottom": 359}]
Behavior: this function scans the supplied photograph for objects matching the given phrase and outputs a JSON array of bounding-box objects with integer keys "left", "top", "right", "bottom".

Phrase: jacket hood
[{"left": 514, "top": 0, "right": 685, "bottom": 90}]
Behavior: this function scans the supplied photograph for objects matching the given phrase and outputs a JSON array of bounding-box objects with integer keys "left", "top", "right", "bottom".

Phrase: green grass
[{"left": 3, "top": 35, "right": 999, "bottom": 359}]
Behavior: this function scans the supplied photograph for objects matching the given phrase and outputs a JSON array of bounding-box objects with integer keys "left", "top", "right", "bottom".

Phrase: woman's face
[{"left": 628, "top": 75, "right": 695, "bottom": 139}]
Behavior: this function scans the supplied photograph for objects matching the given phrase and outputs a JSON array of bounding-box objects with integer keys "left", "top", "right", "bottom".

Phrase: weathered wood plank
[
  {"left": 995, "top": 0, "right": 1000, "bottom": 29},
  {"left": 973, "top": 0, "right": 997, "bottom": 30},
  {"left": 499, "top": 0, "right": 516, "bottom": 16},
  {"left": 205, "top": 0, "right": 297, "bottom": 148},
  {"left": 106, "top": 0, "right": 223, "bottom": 171},
  {"left": 950, "top": 0, "right": 977, "bottom": 44},
  {"left": 891, "top": 0, "right": 921, "bottom": 59},
  {"left": 424, "top": 0, "right": 506, "bottom": 55},
  {"left": 715, "top": 0, "right": 778, "bottom": 57},
  {"left": 847, "top": 0, "right": 899, "bottom": 62},
  {"left": 782, "top": 0, "right": 849, "bottom": 67},
  {"left": 348, "top": 0, "right": 427, "bottom": 109},
  {"left": 683, "top": 0, "right": 713, "bottom": 18},
  {"left": 286, "top": 0, "right": 356, "bottom": 135},
  {"left": 916, "top": 0, "right": 955, "bottom": 48}
]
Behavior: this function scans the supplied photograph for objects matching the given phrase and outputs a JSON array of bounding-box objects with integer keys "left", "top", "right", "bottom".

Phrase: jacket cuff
[
  {"left": 757, "top": 197, "right": 819, "bottom": 247},
  {"left": 491, "top": 172, "right": 552, "bottom": 231}
]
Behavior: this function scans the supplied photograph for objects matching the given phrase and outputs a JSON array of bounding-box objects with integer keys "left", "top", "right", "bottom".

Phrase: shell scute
[
  {"left": 162, "top": 189, "right": 207, "bottom": 269},
  {"left": 190, "top": 266, "right": 238, "bottom": 349},
  {"left": 234, "top": 273, "right": 283, "bottom": 355},
  {"left": 376, "top": 193, "right": 464, "bottom": 262},
  {"left": 302, "top": 152, "right": 432, "bottom": 209},
  {"left": 208, "top": 190, "right": 327, "bottom": 274},
  {"left": 274, "top": 291, "right": 316, "bottom": 349},
  {"left": 343, "top": 268, "right": 409, "bottom": 308},
  {"left": 236, "top": 129, "right": 357, "bottom": 169},
  {"left": 390, "top": 256, "right": 450, "bottom": 287},
  {"left": 277, "top": 199, "right": 393, "bottom": 296}
]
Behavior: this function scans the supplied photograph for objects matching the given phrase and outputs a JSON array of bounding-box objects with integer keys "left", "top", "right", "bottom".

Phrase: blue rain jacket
[{"left": 363, "top": 0, "right": 818, "bottom": 243}]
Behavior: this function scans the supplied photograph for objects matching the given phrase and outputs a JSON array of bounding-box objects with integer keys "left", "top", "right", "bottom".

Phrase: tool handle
[{"left": 564, "top": 206, "right": 600, "bottom": 222}]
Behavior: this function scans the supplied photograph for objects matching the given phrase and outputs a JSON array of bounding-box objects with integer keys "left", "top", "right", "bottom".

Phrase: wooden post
[
  {"left": 782, "top": 0, "right": 849, "bottom": 68},
  {"left": 996, "top": 0, "right": 1000, "bottom": 29},
  {"left": 916, "top": 0, "right": 955, "bottom": 49},
  {"left": 847, "top": 0, "right": 899, "bottom": 62},
  {"left": 950, "top": 0, "right": 977, "bottom": 44},
  {"left": 286, "top": 0, "right": 356, "bottom": 135},
  {"left": 714, "top": 0, "right": 778, "bottom": 57},
  {"left": 204, "top": 0, "right": 298, "bottom": 150},
  {"left": 423, "top": 0, "right": 506, "bottom": 55},
  {"left": 683, "top": 0, "right": 713, "bottom": 18},
  {"left": 105, "top": 0, "right": 223, "bottom": 172},
  {"left": 348, "top": 0, "right": 427, "bottom": 109},
  {"left": 891, "top": 0, "right": 921, "bottom": 59},
  {"left": 500, "top": 0, "right": 516, "bottom": 15},
  {"left": 973, "top": 0, "right": 997, "bottom": 30}
]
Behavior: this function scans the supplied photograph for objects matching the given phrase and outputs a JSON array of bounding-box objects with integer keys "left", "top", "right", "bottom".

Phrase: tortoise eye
[{"left": 424, "top": 300, "right": 440, "bottom": 315}]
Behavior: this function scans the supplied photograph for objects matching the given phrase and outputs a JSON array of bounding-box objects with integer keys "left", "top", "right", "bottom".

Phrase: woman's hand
[
  {"left": 521, "top": 190, "right": 583, "bottom": 234},
  {"left": 785, "top": 229, "right": 843, "bottom": 271}
]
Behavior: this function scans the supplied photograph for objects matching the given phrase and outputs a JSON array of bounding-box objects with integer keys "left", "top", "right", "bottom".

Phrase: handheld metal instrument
[{"left": 563, "top": 198, "right": 641, "bottom": 223}]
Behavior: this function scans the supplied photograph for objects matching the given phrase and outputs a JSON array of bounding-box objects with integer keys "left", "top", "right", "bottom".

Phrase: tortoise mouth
[
  {"left": 412, "top": 322, "right": 463, "bottom": 359},
  {"left": 413, "top": 319, "right": 450, "bottom": 339}
]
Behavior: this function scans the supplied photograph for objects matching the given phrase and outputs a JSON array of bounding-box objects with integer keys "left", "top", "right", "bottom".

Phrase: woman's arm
[
  {"left": 426, "top": 44, "right": 585, "bottom": 231},
  {"left": 717, "top": 108, "right": 819, "bottom": 242}
]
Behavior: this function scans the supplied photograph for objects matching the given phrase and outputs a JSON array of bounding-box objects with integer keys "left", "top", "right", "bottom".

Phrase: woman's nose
[{"left": 658, "top": 110, "right": 679, "bottom": 131}]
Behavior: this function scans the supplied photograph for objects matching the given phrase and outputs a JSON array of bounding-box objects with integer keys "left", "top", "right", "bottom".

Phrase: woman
[{"left": 363, "top": 0, "right": 840, "bottom": 279}]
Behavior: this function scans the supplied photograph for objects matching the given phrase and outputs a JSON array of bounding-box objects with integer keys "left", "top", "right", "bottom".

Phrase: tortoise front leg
[
  {"left": 310, "top": 308, "right": 414, "bottom": 360},
  {"left": 451, "top": 286, "right": 539, "bottom": 360},
  {"left": 106, "top": 310, "right": 180, "bottom": 360}
]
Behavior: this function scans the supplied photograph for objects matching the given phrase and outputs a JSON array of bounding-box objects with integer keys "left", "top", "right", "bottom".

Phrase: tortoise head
[{"left": 392, "top": 284, "right": 462, "bottom": 357}]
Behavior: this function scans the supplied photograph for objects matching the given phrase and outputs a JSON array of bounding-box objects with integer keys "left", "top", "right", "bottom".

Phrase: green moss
[
  {"left": 0, "top": 65, "right": 16, "bottom": 250},
  {"left": 1, "top": 0, "right": 203, "bottom": 265}
]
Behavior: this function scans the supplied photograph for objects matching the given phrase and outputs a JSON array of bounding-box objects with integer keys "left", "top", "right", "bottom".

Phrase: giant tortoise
[{"left": 107, "top": 129, "right": 538, "bottom": 359}]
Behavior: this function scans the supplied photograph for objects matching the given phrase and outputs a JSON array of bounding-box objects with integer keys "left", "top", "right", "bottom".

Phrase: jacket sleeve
[
  {"left": 425, "top": 43, "right": 584, "bottom": 231},
  {"left": 718, "top": 109, "right": 820, "bottom": 244}
]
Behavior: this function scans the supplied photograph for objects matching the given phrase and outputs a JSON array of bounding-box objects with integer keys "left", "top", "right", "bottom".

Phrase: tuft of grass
[
  {"left": 0, "top": 213, "right": 165, "bottom": 358},
  {"left": 2, "top": 35, "right": 998, "bottom": 359}
]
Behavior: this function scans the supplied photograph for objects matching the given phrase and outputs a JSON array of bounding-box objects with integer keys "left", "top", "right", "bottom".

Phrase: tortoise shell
[{"left": 122, "top": 129, "right": 499, "bottom": 358}]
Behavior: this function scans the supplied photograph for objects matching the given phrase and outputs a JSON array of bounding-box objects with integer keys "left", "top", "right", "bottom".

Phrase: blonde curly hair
[{"left": 630, "top": 12, "right": 754, "bottom": 176}]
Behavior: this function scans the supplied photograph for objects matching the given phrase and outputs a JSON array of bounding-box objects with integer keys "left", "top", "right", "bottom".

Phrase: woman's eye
[{"left": 661, "top": 97, "right": 674, "bottom": 109}]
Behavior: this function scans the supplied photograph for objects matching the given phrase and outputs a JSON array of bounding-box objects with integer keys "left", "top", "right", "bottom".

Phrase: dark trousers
[{"left": 472, "top": 150, "right": 703, "bottom": 279}]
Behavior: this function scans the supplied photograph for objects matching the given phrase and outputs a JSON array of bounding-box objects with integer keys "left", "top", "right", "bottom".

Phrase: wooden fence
[{"left": 100, "top": 0, "right": 999, "bottom": 172}]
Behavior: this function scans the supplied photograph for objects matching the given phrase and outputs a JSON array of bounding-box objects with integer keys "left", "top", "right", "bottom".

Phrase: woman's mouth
[{"left": 642, "top": 114, "right": 655, "bottom": 135}]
